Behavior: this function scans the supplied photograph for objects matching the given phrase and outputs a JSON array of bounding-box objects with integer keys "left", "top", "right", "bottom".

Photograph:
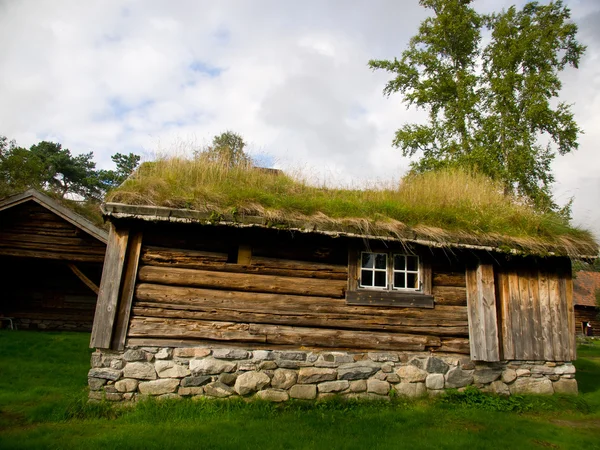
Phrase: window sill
[{"left": 346, "top": 290, "right": 434, "bottom": 308}]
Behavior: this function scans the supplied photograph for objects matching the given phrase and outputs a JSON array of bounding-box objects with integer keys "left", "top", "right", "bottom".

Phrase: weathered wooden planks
[
  {"left": 111, "top": 232, "right": 144, "bottom": 351},
  {"left": 432, "top": 286, "right": 467, "bottom": 306},
  {"left": 90, "top": 225, "right": 130, "bottom": 349},
  {"left": 128, "top": 316, "right": 442, "bottom": 351},
  {"left": 496, "top": 262, "right": 575, "bottom": 362},
  {"left": 466, "top": 264, "right": 499, "bottom": 361},
  {"left": 134, "top": 283, "right": 468, "bottom": 321},
  {"left": 137, "top": 265, "right": 347, "bottom": 298},
  {"left": 141, "top": 246, "right": 347, "bottom": 280}
]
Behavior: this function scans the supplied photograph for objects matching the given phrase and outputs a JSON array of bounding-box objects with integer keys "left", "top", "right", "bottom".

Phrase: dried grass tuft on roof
[{"left": 106, "top": 157, "right": 598, "bottom": 257}]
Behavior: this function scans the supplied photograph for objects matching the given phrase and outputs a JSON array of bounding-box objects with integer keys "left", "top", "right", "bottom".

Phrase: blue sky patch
[{"left": 189, "top": 61, "right": 222, "bottom": 77}]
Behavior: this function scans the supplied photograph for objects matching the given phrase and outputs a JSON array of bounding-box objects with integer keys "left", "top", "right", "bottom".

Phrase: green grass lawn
[{"left": 1, "top": 330, "right": 600, "bottom": 450}]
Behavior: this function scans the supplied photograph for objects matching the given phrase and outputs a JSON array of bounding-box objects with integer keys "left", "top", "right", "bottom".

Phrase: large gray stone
[
  {"left": 501, "top": 369, "right": 517, "bottom": 384},
  {"left": 88, "top": 377, "right": 107, "bottom": 391},
  {"left": 155, "top": 348, "right": 173, "bottom": 360},
  {"left": 298, "top": 367, "right": 337, "bottom": 384},
  {"left": 473, "top": 368, "right": 502, "bottom": 385},
  {"left": 138, "top": 379, "right": 180, "bottom": 395},
  {"left": 367, "top": 379, "right": 390, "bottom": 395},
  {"left": 90, "top": 352, "right": 103, "bottom": 368},
  {"left": 155, "top": 360, "right": 191, "bottom": 378},
  {"left": 445, "top": 367, "right": 474, "bottom": 389},
  {"left": 509, "top": 377, "right": 554, "bottom": 395},
  {"left": 318, "top": 380, "right": 349, "bottom": 393},
  {"left": 123, "top": 349, "right": 146, "bottom": 362},
  {"left": 234, "top": 371, "right": 271, "bottom": 395},
  {"left": 425, "top": 373, "right": 444, "bottom": 390},
  {"left": 396, "top": 365, "right": 428, "bottom": 383},
  {"left": 337, "top": 364, "right": 379, "bottom": 381},
  {"left": 395, "top": 382, "right": 426, "bottom": 398},
  {"left": 315, "top": 352, "right": 355, "bottom": 367},
  {"left": 181, "top": 375, "right": 211, "bottom": 387},
  {"left": 275, "top": 351, "right": 307, "bottom": 361},
  {"left": 489, "top": 380, "right": 510, "bottom": 396},
  {"left": 368, "top": 352, "right": 399, "bottom": 362},
  {"left": 212, "top": 349, "right": 249, "bottom": 360},
  {"left": 88, "top": 368, "right": 122, "bottom": 381},
  {"left": 204, "top": 381, "right": 234, "bottom": 398},
  {"left": 289, "top": 384, "right": 317, "bottom": 399},
  {"left": 115, "top": 378, "right": 139, "bottom": 393},
  {"left": 554, "top": 364, "right": 576, "bottom": 375},
  {"left": 271, "top": 369, "right": 297, "bottom": 390},
  {"left": 255, "top": 389, "right": 289, "bottom": 402},
  {"left": 426, "top": 358, "right": 449, "bottom": 374},
  {"left": 349, "top": 380, "right": 367, "bottom": 392},
  {"left": 252, "top": 350, "right": 273, "bottom": 361},
  {"left": 218, "top": 373, "right": 238, "bottom": 386},
  {"left": 123, "top": 362, "right": 157, "bottom": 380},
  {"left": 189, "top": 358, "right": 237, "bottom": 375},
  {"left": 553, "top": 378, "right": 578, "bottom": 394}
]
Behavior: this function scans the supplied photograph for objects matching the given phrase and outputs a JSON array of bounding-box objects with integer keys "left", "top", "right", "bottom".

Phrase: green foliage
[
  {"left": 2, "top": 330, "right": 600, "bottom": 449},
  {"left": 96, "top": 152, "right": 141, "bottom": 192},
  {"left": 196, "top": 131, "right": 252, "bottom": 168},
  {"left": 369, "top": 0, "right": 585, "bottom": 211},
  {"left": 0, "top": 135, "right": 140, "bottom": 202}
]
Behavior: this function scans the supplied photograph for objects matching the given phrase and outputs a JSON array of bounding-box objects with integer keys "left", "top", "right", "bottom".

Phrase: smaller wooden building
[
  {"left": 0, "top": 190, "right": 108, "bottom": 330},
  {"left": 573, "top": 271, "right": 600, "bottom": 336}
]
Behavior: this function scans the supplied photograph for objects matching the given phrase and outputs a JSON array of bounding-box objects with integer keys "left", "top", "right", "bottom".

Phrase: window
[
  {"left": 359, "top": 252, "right": 421, "bottom": 291},
  {"left": 347, "top": 249, "right": 433, "bottom": 308}
]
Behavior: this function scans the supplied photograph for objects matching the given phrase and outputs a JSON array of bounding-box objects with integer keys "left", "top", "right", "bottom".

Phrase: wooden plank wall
[
  {"left": 0, "top": 257, "right": 100, "bottom": 328},
  {"left": 0, "top": 202, "right": 106, "bottom": 262},
  {"left": 496, "top": 262, "right": 575, "bottom": 361},
  {"left": 116, "top": 225, "right": 470, "bottom": 354},
  {"left": 574, "top": 307, "right": 600, "bottom": 336}
]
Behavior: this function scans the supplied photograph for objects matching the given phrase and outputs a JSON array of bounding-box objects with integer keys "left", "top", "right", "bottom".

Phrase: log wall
[
  {"left": 104, "top": 224, "right": 471, "bottom": 354},
  {"left": 0, "top": 202, "right": 106, "bottom": 263},
  {"left": 0, "top": 257, "right": 100, "bottom": 330}
]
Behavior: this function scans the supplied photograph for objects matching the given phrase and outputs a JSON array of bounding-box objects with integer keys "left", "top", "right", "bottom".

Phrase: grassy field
[{"left": 1, "top": 330, "right": 599, "bottom": 449}]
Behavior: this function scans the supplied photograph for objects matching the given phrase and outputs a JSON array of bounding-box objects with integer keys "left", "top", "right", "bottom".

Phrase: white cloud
[{"left": 0, "top": 0, "right": 598, "bottom": 240}]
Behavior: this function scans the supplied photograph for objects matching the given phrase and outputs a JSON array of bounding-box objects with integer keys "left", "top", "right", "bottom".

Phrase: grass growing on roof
[{"left": 106, "top": 156, "right": 597, "bottom": 255}]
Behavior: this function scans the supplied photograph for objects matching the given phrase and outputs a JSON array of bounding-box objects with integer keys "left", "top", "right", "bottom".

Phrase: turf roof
[{"left": 105, "top": 158, "right": 598, "bottom": 258}]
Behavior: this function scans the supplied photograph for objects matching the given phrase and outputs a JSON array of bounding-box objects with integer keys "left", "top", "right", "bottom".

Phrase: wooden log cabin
[
  {"left": 87, "top": 197, "right": 596, "bottom": 400},
  {"left": 0, "top": 190, "right": 108, "bottom": 331},
  {"left": 573, "top": 271, "right": 600, "bottom": 337}
]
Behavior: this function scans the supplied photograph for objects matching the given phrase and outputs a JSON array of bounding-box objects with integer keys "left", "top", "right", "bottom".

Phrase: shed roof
[
  {"left": 574, "top": 271, "right": 600, "bottom": 308},
  {"left": 0, "top": 189, "right": 108, "bottom": 244},
  {"left": 104, "top": 160, "right": 598, "bottom": 258}
]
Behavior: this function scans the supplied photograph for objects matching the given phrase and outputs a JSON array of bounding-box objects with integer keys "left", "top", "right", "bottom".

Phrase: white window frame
[{"left": 359, "top": 251, "right": 422, "bottom": 292}]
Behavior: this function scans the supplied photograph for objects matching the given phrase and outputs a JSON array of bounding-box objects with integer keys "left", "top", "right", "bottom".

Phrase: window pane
[
  {"left": 375, "top": 254, "right": 387, "bottom": 269},
  {"left": 361, "top": 270, "right": 373, "bottom": 286},
  {"left": 361, "top": 253, "right": 374, "bottom": 269},
  {"left": 406, "top": 256, "right": 418, "bottom": 271},
  {"left": 394, "top": 254, "right": 405, "bottom": 270},
  {"left": 407, "top": 273, "right": 418, "bottom": 289},
  {"left": 374, "top": 271, "right": 387, "bottom": 287},
  {"left": 394, "top": 272, "right": 405, "bottom": 288}
]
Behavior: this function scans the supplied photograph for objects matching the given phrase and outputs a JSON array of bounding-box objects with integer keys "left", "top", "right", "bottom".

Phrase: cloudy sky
[{"left": 1, "top": 0, "right": 599, "bottom": 239}]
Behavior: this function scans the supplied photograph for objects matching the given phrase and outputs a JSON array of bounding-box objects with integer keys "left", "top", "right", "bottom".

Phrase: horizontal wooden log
[
  {"left": 0, "top": 232, "right": 101, "bottom": 247},
  {"left": 141, "top": 246, "right": 347, "bottom": 280},
  {"left": 132, "top": 305, "right": 469, "bottom": 337},
  {"left": 0, "top": 240, "right": 105, "bottom": 255},
  {"left": 138, "top": 265, "right": 346, "bottom": 298},
  {"left": 432, "top": 286, "right": 467, "bottom": 306},
  {"left": 128, "top": 317, "right": 442, "bottom": 351},
  {"left": 433, "top": 272, "right": 466, "bottom": 288},
  {"left": 135, "top": 283, "right": 469, "bottom": 321},
  {"left": 346, "top": 290, "right": 434, "bottom": 308},
  {"left": 0, "top": 248, "right": 105, "bottom": 263},
  {"left": 437, "top": 338, "right": 470, "bottom": 355}
]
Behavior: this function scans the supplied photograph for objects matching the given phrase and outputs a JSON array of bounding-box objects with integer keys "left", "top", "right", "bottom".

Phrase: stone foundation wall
[{"left": 88, "top": 347, "right": 578, "bottom": 402}]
